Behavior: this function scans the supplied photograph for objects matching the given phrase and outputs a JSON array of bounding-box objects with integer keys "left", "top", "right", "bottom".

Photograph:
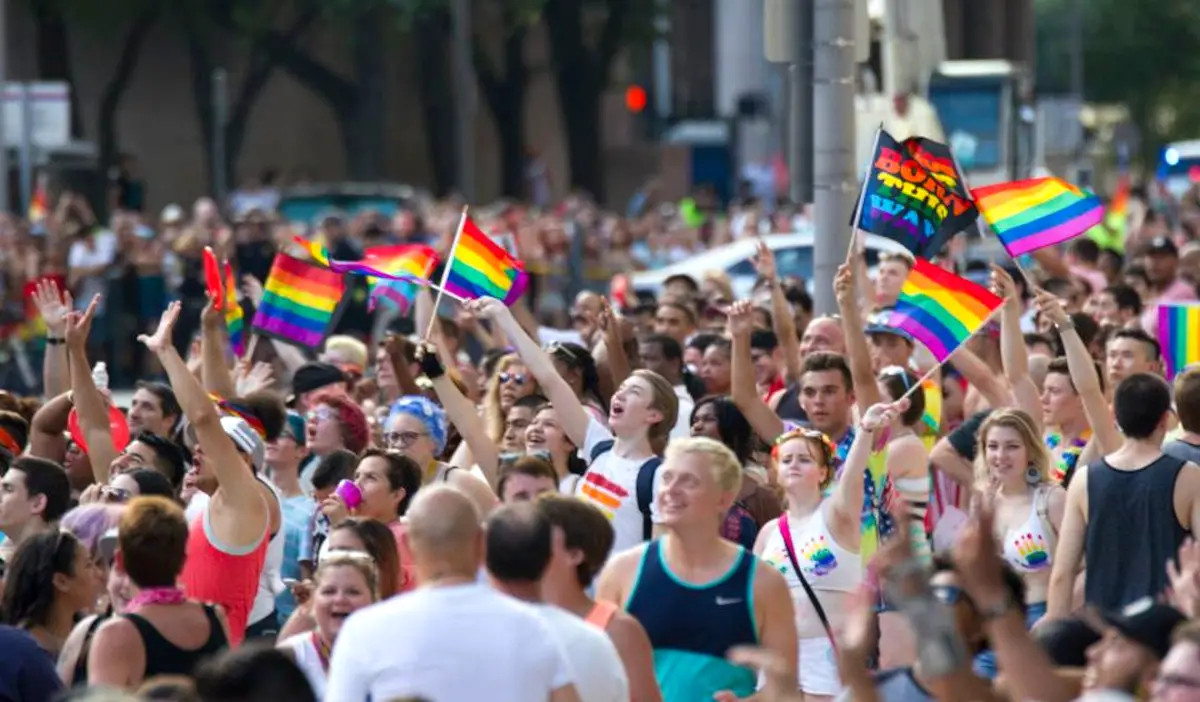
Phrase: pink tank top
[{"left": 180, "top": 504, "right": 268, "bottom": 646}]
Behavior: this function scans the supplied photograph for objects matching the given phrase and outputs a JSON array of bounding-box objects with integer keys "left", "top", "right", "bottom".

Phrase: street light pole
[{"left": 452, "top": 0, "right": 476, "bottom": 202}]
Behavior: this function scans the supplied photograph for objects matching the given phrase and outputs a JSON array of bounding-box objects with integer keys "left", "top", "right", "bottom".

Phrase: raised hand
[
  {"left": 201, "top": 292, "right": 224, "bottom": 330},
  {"left": 31, "top": 279, "right": 73, "bottom": 337},
  {"left": 860, "top": 400, "right": 907, "bottom": 432},
  {"left": 241, "top": 275, "right": 265, "bottom": 307},
  {"left": 752, "top": 239, "right": 777, "bottom": 282},
  {"left": 139, "top": 301, "right": 182, "bottom": 354},
  {"left": 725, "top": 300, "right": 755, "bottom": 338},
  {"left": 989, "top": 264, "right": 1022, "bottom": 310},
  {"left": 465, "top": 296, "right": 508, "bottom": 322},
  {"left": 235, "top": 361, "right": 275, "bottom": 396},
  {"left": 834, "top": 263, "right": 854, "bottom": 307},
  {"left": 1033, "top": 289, "right": 1070, "bottom": 327},
  {"left": 64, "top": 294, "right": 101, "bottom": 350},
  {"left": 1166, "top": 538, "right": 1200, "bottom": 618}
]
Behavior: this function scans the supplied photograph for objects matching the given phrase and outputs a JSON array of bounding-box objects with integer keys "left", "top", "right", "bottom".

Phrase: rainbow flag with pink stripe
[
  {"left": 972, "top": 177, "right": 1103, "bottom": 257},
  {"left": 1159, "top": 303, "right": 1200, "bottom": 381}
]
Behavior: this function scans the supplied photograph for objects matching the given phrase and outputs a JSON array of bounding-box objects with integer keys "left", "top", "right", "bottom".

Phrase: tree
[
  {"left": 541, "top": 0, "right": 658, "bottom": 200},
  {"left": 27, "top": 0, "right": 84, "bottom": 136}
]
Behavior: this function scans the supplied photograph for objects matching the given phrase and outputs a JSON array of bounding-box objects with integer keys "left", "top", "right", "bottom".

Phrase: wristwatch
[
  {"left": 1054, "top": 318, "right": 1075, "bottom": 333},
  {"left": 978, "top": 596, "right": 1014, "bottom": 621}
]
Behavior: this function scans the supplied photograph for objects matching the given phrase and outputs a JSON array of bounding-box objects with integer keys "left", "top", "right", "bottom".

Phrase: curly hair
[
  {"left": 309, "top": 390, "right": 369, "bottom": 454},
  {"left": 1, "top": 530, "right": 81, "bottom": 629}
]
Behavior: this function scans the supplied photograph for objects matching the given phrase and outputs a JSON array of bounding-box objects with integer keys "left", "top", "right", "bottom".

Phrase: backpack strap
[
  {"left": 635, "top": 456, "right": 663, "bottom": 541},
  {"left": 589, "top": 439, "right": 615, "bottom": 463}
]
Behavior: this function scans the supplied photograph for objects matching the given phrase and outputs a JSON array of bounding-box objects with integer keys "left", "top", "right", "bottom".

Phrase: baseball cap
[
  {"left": 282, "top": 411, "right": 307, "bottom": 447},
  {"left": 183, "top": 415, "right": 266, "bottom": 472},
  {"left": 291, "top": 362, "right": 345, "bottom": 400},
  {"left": 1145, "top": 236, "right": 1178, "bottom": 257},
  {"left": 1100, "top": 597, "right": 1186, "bottom": 659},
  {"left": 864, "top": 309, "right": 914, "bottom": 343}
]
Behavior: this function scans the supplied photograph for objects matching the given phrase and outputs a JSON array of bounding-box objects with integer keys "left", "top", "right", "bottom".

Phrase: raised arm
[
  {"left": 835, "top": 263, "right": 882, "bottom": 412},
  {"left": 140, "top": 303, "right": 266, "bottom": 535},
  {"left": 831, "top": 403, "right": 898, "bottom": 538},
  {"left": 28, "top": 392, "right": 72, "bottom": 462},
  {"left": 200, "top": 292, "right": 237, "bottom": 399},
  {"left": 1046, "top": 468, "right": 1088, "bottom": 619},
  {"left": 727, "top": 301, "right": 785, "bottom": 442},
  {"left": 992, "top": 265, "right": 1041, "bottom": 427},
  {"left": 64, "top": 295, "right": 117, "bottom": 484},
  {"left": 597, "top": 301, "right": 631, "bottom": 391},
  {"left": 469, "top": 297, "right": 591, "bottom": 447},
  {"left": 1034, "top": 291, "right": 1120, "bottom": 453},
  {"left": 421, "top": 342, "right": 501, "bottom": 488},
  {"left": 949, "top": 345, "right": 1014, "bottom": 411},
  {"left": 755, "top": 241, "right": 801, "bottom": 384},
  {"left": 31, "top": 280, "right": 72, "bottom": 399}
]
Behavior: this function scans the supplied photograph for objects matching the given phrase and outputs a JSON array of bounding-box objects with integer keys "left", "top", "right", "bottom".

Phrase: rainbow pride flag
[
  {"left": 443, "top": 216, "right": 528, "bottom": 304},
  {"left": 972, "top": 177, "right": 1104, "bottom": 257},
  {"left": 251, "top": 253, "right": 345, "bottom": 350},
  {"left": 1159, "top": 303, "right": 1200, "bottom": 380},
  {"left": 886, "top": 258, "right": 1004, "bottom": 362},
  {"left": 361, "top": 244, "right": 439, "bottom": 313},
  {"left": 222, "top": 262, "right": 245, "bottom": 357}
]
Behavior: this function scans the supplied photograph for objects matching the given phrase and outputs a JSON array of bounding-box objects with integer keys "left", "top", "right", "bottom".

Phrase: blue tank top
[{"left": 626, "top": 540, "right": 759, "bottom": 701}]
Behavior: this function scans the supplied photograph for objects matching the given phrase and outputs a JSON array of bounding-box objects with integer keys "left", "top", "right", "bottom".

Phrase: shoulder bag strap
[
  {"left": 778, "top": 513, "right": 839, "bottom": 655},
  {"left": 1034, "top": 484, "right": 1058, "bottom": 539}
]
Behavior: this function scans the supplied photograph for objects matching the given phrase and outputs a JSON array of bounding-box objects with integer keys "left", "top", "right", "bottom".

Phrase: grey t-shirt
[
  {"left": 1164, "top": 440, "right": 1200, "bottom": 466},
  {"left": 835, "top": 668, "right": 933, "bottom": 702}
]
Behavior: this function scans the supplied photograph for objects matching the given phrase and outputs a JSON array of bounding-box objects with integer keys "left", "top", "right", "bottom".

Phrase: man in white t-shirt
[
  {"left": 487, "top": 502, "right": 628, "bottom": 702},
  {"left": 326, "top": 487, "right": 581, "bottom": 702}
]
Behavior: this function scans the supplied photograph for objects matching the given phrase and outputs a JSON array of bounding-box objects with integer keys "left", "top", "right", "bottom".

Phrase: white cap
[{"left": 183, "top": 415, "right": 266, "bottom": 473}]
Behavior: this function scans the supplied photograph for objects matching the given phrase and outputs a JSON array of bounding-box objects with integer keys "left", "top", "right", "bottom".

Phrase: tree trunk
[
  {"left": 556, "top": 77, "right": 602, "bottom": 198},
  {"left": 183, "top": 21, "right": 217, "bottom": 196},
  {"left": 97, "top": 7, "right": 158, "bottom": 216},
  {"left": 413, "top": 9, "right": 456, "bottom": 195},
  {"left": 31, "top": 0, "right": 83, "bottom": 136},
  {"left": 344, "top": 8, "right": 388, "bottom": 180},
  {"left": 476, "top": 25, "right": 529, "bottom": 198}
]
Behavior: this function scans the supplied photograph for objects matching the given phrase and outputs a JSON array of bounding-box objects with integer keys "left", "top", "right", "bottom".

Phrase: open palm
[{"left": 139, "top": 301, "right": 182, "bottom": 353}]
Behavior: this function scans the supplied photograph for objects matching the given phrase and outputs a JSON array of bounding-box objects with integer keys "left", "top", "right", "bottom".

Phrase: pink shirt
[
  {"left": 1140, "top": 278, "right": 1199, "bottom": 333},
  {"left": 180, "top": 505, "right": 268, "bottom": 646}
]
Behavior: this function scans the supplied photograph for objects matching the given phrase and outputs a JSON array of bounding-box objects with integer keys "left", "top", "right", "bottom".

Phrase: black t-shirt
[{"left": 946, "top": 410, "right": 992, "bottom": 462}]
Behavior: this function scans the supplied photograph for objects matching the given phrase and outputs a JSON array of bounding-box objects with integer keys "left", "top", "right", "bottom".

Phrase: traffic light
[{"left": 624, "top": 85, "right": 647, "bottom": 113}]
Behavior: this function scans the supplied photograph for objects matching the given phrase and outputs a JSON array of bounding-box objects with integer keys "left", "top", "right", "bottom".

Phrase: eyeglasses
[
  {"left": 306, "top": 407, "right": 336, "bottom": 423},
  {"left": 931, "top": 584, "right": 966, "bottom": 605},
  {"left": 102, "top": 486, "right": 132, "bottom": 504},
  {"left": 384, "top": 430, "right": 427, "bottom": 449},
  {"left": 498, "top": 372, "right": 527, "bottom": 385}
]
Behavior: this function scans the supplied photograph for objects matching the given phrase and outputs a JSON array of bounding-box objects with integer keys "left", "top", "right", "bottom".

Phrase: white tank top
[
  {"left": 761, "top": 504, "right": 862, "bottom": 594},
  {"left": 1001, "top": 486, "right": 1056, "bottom": 574},
  {"left": 249, "top": 479, "right": 285, "bottom": 625},
  {"left": 277, "top": 633, "right": 326, "bottom": 699}
]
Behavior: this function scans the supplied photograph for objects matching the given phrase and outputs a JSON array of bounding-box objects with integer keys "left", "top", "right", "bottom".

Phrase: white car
[{"left": 631, "top": 231, "right": 910, "bottom": 299}]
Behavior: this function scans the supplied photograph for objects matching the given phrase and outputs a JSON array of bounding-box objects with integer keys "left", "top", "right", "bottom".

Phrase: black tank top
[
  {"left": 123, "top": 604, "right": 228, "bottom": 679},
  {"left": 1084, "top": 454, "right": 1188, "bottom": 610}
]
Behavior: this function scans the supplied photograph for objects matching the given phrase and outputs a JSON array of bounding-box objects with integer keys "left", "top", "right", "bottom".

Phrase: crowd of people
[{"left": 0, "top": 176, "right": 1198, "bottom": 702}]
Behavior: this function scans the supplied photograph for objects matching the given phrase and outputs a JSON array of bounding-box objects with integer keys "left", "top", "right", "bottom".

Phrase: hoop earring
[{"left": 1025, "top": 465, "right": 1040, "bottom": 486}]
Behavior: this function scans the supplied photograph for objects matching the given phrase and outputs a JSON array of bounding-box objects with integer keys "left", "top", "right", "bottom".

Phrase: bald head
[
  {"left": 406, "top": 486, "right": 481, "bottom": 568},
  {"left": 799, "top": 316, "right": 846, "bottom": 357}
]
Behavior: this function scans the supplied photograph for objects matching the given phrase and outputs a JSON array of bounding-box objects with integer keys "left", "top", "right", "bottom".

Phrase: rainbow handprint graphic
[
  {"left": 801, "top": 535, "right": 838, "bottom": 576},
  {"left": 1014, "top": 533, "right": 1049, "bottom": 570}
]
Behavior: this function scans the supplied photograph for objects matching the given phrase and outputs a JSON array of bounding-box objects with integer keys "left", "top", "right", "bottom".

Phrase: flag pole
[
  {"left": 424, "top": 206, "right": 468, "bottom": 340},
  {"left": 846, "top": 125, "right": 883, "bottom": 263},
  {"left": 898, "top": 305, "right": 1004, "bottom": 404}
]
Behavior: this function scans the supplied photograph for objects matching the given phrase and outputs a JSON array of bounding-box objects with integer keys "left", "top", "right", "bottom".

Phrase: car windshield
[{"left": 726, "top": 245, "right": 885, "bottom": 279}]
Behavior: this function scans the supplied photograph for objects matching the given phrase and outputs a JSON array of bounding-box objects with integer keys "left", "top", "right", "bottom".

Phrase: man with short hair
[
  {"left": 1083, "top": 599, "right": 1187, "bottom": 699},
  {"left": 1106, "top": 329, "right": 1162, "bottom": 389},
  {"left": 1166, "top": 367, "right": 1200, "bottom": 465},
  {"left": 1048, "top": 373, "right": 1200, "bottom": 617},
  {"left": 1096, "top": 285, "right": 1143, "bottom": 329},
  {"left": 749, "top": 329, "right": 785, "bottom": 403},
  {"left": 0, "top": 456, "right": 70, "bottom": 562},
  {"left": 638, "top": 334, "right": 694, "bottom": 439},
  {"left": 798, "top": 316, "right": 846, "bottom": 358},
  {"left": 498, "top": 457, "right": 559, "bottom": 503},
  {"left": 128, "top": 381, "right": 181, "bottom": 438},
  {"left": 487, "top": 502, "right": 628, "bottom": 702},
  {"left": 109, "top": 432, "right": 188, "bottom": 492},
  {"left": 1154, "top": 619, "right": 1200, "bottom": 701},
  {"left": 875, "top": 251, "right": 914, "bottom": 307},
  {"left": 653, "top": 302, "right": 697, "bottom": 346},
  {"left": 327, "top": 486, "right": 582, "bottom": 702}
]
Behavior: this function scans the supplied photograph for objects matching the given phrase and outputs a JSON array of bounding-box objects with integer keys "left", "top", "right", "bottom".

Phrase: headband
[{"left": 388, "top": 396, "right": 447, "bottom": 455}]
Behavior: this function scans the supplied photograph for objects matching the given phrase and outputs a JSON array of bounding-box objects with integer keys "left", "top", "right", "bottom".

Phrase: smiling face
[
  {"left": 982, "top": 424, "right": 1029, "bottom": 488},
  {"left": 656, "top": 449, "right": 735, "bottom": 528},
  {"left": 496, "top": 362, "right": 534, "bottom": 411},
  {"left": 108, "top": 440, "right": 160, "bottom": 478},
  {"left": 313, "top": 564, "right": 374, "bottom": 643},
  {"left": 608, "top": 376, "right": 664, "bottom": 439},
  {"left": 525, "top": 407, "right": 572, "bottom": 463}
]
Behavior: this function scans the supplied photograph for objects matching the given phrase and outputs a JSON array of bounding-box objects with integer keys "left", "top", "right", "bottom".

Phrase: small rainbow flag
[
  {"left": 443, "top": 215, "right": 528, "bottom": 304},
  {"left": 972, "top": 177, "right": 1104, "bottom": 257},
  {"left": 28, "top": 177, "right": 49, "bottom": 224},
  {"left": 361, "top": 244, "right": 439, "bottom": 313},
  {"left": 251, "top": 253, "right": 345, "bottom": 350},
  {"left": 222, "top": 262, "right": 245, "bottom": 357},
  {"left": 886, "top": 258, "right": 1004, "bottom": 362},
  {"left": 1159, "top": 303, "right": 1200, "bottom": 381}
]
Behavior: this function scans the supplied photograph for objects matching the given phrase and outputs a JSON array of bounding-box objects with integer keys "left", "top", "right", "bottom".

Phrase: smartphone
[{"left": 335, "top": 479, "right": 363, "bottom": 510}]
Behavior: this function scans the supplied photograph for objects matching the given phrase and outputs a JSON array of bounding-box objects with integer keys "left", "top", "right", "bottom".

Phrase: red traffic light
[{"left": 625, "top": 85, "right": 647, "bottom": 113}]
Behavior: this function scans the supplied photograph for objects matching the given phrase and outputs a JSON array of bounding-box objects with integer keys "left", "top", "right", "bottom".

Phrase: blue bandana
[{"left": 388, "top": 396, "right": 448, "bottom": 455}]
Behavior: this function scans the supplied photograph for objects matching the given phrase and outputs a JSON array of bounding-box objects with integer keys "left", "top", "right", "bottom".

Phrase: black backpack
[{"left": 589, "top": 440, "right": 663, "bottom": 541}]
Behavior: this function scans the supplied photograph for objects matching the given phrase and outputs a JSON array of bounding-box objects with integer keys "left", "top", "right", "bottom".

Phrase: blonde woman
[
  {"left": 972, "top": 408, "right": 1066, "bottom": 677},
  {"left": 277, "top": 551, "right": 378, "bottom": 698},
  {"left": 482, "top": 354, "right": 539, "bottom": 444}
]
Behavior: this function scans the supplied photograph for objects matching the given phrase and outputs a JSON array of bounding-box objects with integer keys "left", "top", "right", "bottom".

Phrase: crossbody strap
[{"left": 778, "top": 513, "right": 839, "bottom": 655}]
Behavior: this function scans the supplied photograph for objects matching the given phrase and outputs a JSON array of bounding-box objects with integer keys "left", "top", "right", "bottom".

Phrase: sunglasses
[
  {"left": 498, "top": 372, "right": 528, "bottom": 385},
  {"left": 306, "top": 407, "right": 336, "bottom": 423},
  {"left": 102, "top": 486, "right": 132, "bottom": 504}
]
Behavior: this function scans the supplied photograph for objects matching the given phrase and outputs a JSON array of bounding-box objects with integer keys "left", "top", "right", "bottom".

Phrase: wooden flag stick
[
  {"left": 243, "top": 334, "right": 260, "bottom": 361},
  {"left": 898, "top": 305, "right": 1004, "bottom": 404},
  {"left": 424, "top": 206, "right": 468, "bottom": 341}
]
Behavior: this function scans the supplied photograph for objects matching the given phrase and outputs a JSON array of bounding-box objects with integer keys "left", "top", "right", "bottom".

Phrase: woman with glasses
[
  {"left": 0, "top": 529, "right": 104, "bottom": 658},
  {"left": 277, "top": 551, "right": 379, "bottom": 699},
  {"left": 382, "top": 395, "right": 497, "bottom": 517},
  {"left": 482, "top": 354, "right": 539, "bottom": 444},
  {"left": 80, "top": 468, "right": 176, "bottom": 506},
  {"left": 755, "top": 404, "right": 894, "bottom": 701},
  {"left": 299, "top": 390, "right": 369, "bottom": 493},
  {"left": 87, "top": 496, "right": 230, "bottom": 689},
  {"left": 320, "top": 449, "right": 421, "bottom": 592}
]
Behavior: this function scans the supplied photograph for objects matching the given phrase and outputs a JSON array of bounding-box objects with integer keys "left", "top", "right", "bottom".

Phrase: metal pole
[
  {"left": 652, "top": 0, "right": 671, "bottom": 121},
  {"left": 0, "top": 0, "right": 9, "bottom": 215},
  {"left": 451, "top": 0, "right": 476, "bottom": 202},
  {"left": 17, "top": 82, "right": 30, "bottom": 212},
  {"left": 812, "top": 0, "right": 856, "bottom": 315},
  {"left": 793, "top": 0, "right": 813, "bottom": 205},
  {"left": 211, "top": 68, "right": 228, "bottom": 205}
]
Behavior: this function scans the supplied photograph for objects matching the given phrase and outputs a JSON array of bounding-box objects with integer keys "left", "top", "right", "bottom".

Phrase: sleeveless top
[
  {"left": 626, "top": 541, "right": 758, "bottom": 701},
  {"left": 278, "top": 632, "right": 327, "bottom": 699},
  {"left": 760, "top": 506, "right": 862, "bottom": 594},
  {"left": 1084, "top": 455, "right": 1188, "bottom": 610},
  {"left": 123, "top": 604, "right": 228, "bottom": 679},
  {"left": 585, "top": 600, "right": 618, "bottom": 630},
  {"left": 180, "top": 502, "right": 269, "bottom": 646},
  {"left": 249, "top": 479, "right": 285, "bottom": 625},
  {"left": 71, "top": 611, "right": 112, "bottom": 686},
  {"left": 1001, "top": 486, "right": 1056, "bottom": 574}
]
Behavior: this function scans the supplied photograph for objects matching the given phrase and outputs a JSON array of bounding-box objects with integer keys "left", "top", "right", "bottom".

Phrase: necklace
[
  {"left": 126, "top": 586, "right": 187, "bottom": 611},
  {"left": 1046, "top": 429, "right": 1091, "bottom": 484},
  {"left": 311, "top": 630, "right": 333, "bottom": 671}
]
